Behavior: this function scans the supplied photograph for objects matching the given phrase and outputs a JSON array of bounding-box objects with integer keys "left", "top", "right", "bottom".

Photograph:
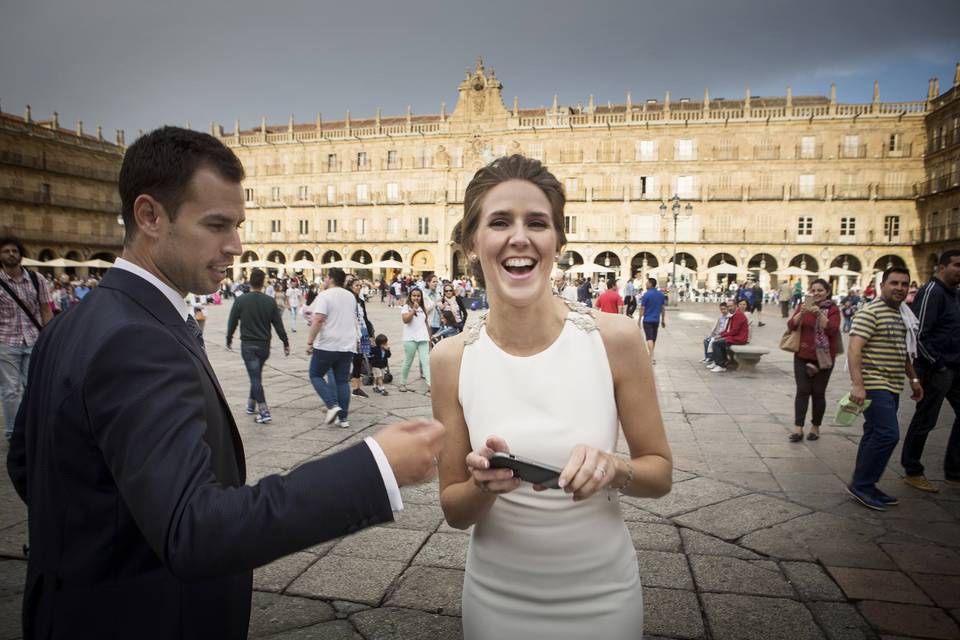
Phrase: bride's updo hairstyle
[{"left": 459, "top": 154, "right": 566, "bottom": 281}]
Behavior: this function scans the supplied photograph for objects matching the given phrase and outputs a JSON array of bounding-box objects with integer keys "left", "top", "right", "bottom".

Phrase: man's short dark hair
[
  {"left": 606, "top": 278, "right": 616, "bottom": 289},
  {"left": 119, "top": 126, "right": 245, "bottom": 241},
  {"left": 249, "top": 269, "right": 265, "bottom": 289},
  {"left": 881, "top": 266, "right": 910, "bottom": 283},
  {"left": 0, "top": 236, "right": 26, "bottom": 257},
  {"left": 328, "top": 268, "right": 346, "bottom": 287},
  {"left": 939, "top": 249, "right": 960, "bottom": 266},
  {"left": 647, "top": 277, "right": 657, "bottom": 288}
]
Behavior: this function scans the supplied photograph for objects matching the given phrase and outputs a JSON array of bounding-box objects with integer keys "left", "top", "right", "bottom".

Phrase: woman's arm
[{"left": 401, "top": 305, "right": 416, "bottom": 324}]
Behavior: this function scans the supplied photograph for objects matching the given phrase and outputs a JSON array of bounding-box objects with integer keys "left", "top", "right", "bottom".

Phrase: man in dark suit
[{"left": 7, "top": 127, "right": 445, "bottom": 639}]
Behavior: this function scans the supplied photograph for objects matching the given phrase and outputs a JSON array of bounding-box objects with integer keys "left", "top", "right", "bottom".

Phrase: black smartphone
[{"left": 489, "top": 452, "right": 562, "bottom": 489}]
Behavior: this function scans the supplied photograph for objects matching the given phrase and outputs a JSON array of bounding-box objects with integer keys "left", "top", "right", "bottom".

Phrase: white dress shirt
[{"left": 109, "top": 259, "right": 403, "bottom": 511}]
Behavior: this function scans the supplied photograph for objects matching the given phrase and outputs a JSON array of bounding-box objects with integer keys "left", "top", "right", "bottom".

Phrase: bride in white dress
[{"left": 431, "top": 155, "right": 673, "bottom": 640}]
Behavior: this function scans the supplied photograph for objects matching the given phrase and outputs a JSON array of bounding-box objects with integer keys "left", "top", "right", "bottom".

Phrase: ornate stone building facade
[
  {"left": 219, "top": 59, "right": 957, "bottom": 290},
  {"left": 0, "top": 107, "right": 124, "bottom": 270}
]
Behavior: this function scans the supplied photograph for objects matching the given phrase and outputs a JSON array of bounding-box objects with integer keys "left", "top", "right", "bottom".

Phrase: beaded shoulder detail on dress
[{"left": 462, "top": 298, "right": 598, "bottom": 348}]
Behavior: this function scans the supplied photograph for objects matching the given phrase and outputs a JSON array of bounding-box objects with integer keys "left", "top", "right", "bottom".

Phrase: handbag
[
  {"left": 779, "top": 326, "right": 801, "bottom": 353},
  {"left": 383, "top": 364, "right": 393, "bottom": 384}
]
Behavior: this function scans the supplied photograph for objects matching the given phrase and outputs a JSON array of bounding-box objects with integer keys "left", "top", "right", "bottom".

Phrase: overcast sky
[{"left": 2, "top": 0, "right": 958, "bottom": 139}]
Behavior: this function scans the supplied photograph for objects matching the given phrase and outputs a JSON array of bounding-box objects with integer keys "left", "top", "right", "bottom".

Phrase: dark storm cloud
[{"left": 1, "top": 0, "right": 957, "bottom": 138}]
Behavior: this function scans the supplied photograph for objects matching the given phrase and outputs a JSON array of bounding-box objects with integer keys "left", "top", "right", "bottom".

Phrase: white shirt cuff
[{"left": 364, "top": 437, "right": 404, "bottom": 512}]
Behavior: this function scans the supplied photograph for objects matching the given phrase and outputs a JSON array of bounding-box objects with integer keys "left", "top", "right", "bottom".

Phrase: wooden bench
[{"left": 728, "top": 345, "right": 770, "bottom": 372}]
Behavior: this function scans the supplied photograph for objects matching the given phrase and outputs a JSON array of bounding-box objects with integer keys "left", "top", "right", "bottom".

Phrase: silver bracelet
[{"left": 614, "top": 457, "right": 635, "bottom": 492}]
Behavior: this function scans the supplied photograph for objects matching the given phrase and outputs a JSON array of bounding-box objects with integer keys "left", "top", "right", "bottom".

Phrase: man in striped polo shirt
[{"left": 847, "top": 267, "right": 924, "bottom": 511}]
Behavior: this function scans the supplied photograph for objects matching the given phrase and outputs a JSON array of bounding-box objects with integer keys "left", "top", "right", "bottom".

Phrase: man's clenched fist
[{"left": 372, "top": 419, "right": 446, "bottom": 486}]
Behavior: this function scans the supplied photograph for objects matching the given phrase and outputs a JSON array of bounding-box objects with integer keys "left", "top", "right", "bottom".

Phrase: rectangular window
[
  {"left": 797, "top": 216, "right": 813, "bottom": 236},
  {"left": 357, "top": 151, "right": 368, "bottom": 169},
  {"left": 527, "top": 143, "right": 544, "bottom": 161},
  {"left": 271, "top": 186, "right": 281, "bottom": 202},
  {"left": 327, "top": 219, "right": 338, "bottom": 233},
  {"left": 840, "top": 217, "right": 856, "bottom": 236},
  {"left": 356, "top": 183, "right": 369, "bottom": 203},
  {"left": 884, "top": 215, "right": 900, "bottom": 239},
  {"left": 417, "top": 217, "right": 430, "bottom": 235},
  {"left": 386, "top": 150, "right": 398, "bottom": 169},
  {"left": 676, "top": 138, "right": 696, "bottom": 161},
  {"left": 676, "top": 175, "right": 695, "bottom": 198},
  {"left": 564, "top": 215, "right": 578, "bottom": 235},
  {"left": 244, "top": 188, "right": 255, "bottom": 203},
  {"left": 798, "top": 174, "right": 815, "bottom": 196},
  {"left": 356, "top": 218, "right": 366, "bottom": 235},
  {"left": 636, "top": 140, "right": 657, "bottom": 161},
  {"left": 888, "top": 133, "right": 902, "bottom": 152},
  {"left": 800, "top": 136, "right": 816, "bottom": 159},
  {"left": 298, "top": 185, "right": 309, "bottom": 201},
  {"left": 327, "top": 154, "right": 338, "bottom": 171},
  {"left": 386, "top": 182, "right": 400, "bottom": 202},
  {"left": 386, "top": 217, "right": 399, "bottom": 235},
  {"left": 326, "top": 185, "right": 336, "bottom": 204},
  {"left": 843, "top": 134, "right": 860, "bottom": 158},
  {"left": 632, "top": 176, "right": 658, "bottom": 199},
  {"left": 298, "top": 219, "right": 309, "bottom": 235},
  {"left": 564, "top": 177, "right": 579, "bottom": 197},
  {"left": 270, "top": 219, "right": 281, "bottom": 233},
  {"left": 244, "top": 220, "right": 254, "bottom": 237}
]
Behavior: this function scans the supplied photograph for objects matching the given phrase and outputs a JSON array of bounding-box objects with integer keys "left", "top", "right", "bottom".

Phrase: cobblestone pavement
[{"left": 1, "top": 296, "right": 959, "bottom": 639}]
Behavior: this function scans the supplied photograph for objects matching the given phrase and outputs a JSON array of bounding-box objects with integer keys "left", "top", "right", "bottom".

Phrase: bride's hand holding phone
[{"left": 465, "top": 435, "right": 522, "bottom": 495}]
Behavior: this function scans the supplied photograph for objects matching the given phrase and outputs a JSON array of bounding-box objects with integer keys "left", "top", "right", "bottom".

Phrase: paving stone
[
  {"left": 350, "top": 607, "right": 463, "bottom": 640},
  {"left": 332, "top": 600, "right": 371, "bottom": 618},
  {"left": 247, "top": 591, "right": 336, "bottom": 638},
  {"left": 627, "top": 522, "right": 682, "bottom": 552},
  {"left": 857, "top": 601, "right": 960, "bottom": 639},
  {"left": 287, "top": 555, "right": 405, "bottom": 605},
  {"left": 827, "top": 567, "right": 932, "bottom": 605},
  {"left": 331, "top": 526, "right": 429, "bottom": 563},
  {"left": 715, "top": 471, "right": 781, "bottom": 492},
  {"left": 384, "top": 566, "right": 464, "bottom": 616},
  {"left": 630, "top": 476, "right": 749, "bottom": 518},
  {"left": 679, "top": 528, "right": 763, "bottom": 560},
  {"left": 886, "top": 521, "right": 960, "bottom": 548},
  {"left": 642, "top": 587, "right": 705, "bottom": 639},
  {"left": 412, "top": 533, "right": 469, "bottom": 570},
  {"left": 701, "top": 593, "right": 825, "bottom": 640},
  {"left": 909, "top": 573, "right": 960, "bottom": 609},
  {"left": 880, "top": 543, "right": 960, "bottom": 575},
  {"left": 262, "top": 619, "right": 361, "bottom": 639},
  {"left": 782, "top": 562, "right": 846, "bottom": 602},
  {"left": 381, "top": 502, "right": 444, "bottom": 532},
  {"left": 400, "top": 481, "right": 441, "bottom": 505},
  {"left": 773, "top": 472, "right": 849, "bottom": 494},
  {"left": 807, "top": 602, "right": 878, "bottom": 640},
  {"left": 254, "top": 552, "right": 318, "bottom": 593},
  {"left": 638, "top": 550, "right": 694, "bottom": 590},
  {"left": 689, "top": 556, "right": 794, "bottom": 597},
  {"left": 674, "top": 493, "right": 810, "bottom": 541},
  {"left": 753, "top": 444, "right": 817, "bottom": 458},
  {"left": 620, "top": 501, "right": 671, "bottom": 523}
]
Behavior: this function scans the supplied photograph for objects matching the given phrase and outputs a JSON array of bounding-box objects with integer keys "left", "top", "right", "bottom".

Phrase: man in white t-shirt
[
  {"left": 306, "top": 268, "right": 358, "bottom": 428},
  {"left": 285, "top": 285, "right": 302, "bottom": 332}
]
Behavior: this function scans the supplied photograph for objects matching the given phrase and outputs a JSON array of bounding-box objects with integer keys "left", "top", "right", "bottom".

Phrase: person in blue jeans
[
  {"left": 638, "top": 277, "right": 667, "bottom": 364},
  {"left": 846, "top": 267, "right": 924, "bottom": 511}
]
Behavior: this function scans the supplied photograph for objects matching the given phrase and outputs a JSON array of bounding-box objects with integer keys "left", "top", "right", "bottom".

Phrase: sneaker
[
  {"left": 352, "top": 388, "right": 369, "bottom": 398},
  {"left": 255, "top": 410, "right": 272, "bottom": 424},
  {"left": 845, "top": 485, "right": 888, "bottom": 511},
  {"left": 336, "top": 419, "right": 350, "bottom": 429},
  {"left": 903, "top": 475, "right": 940, "bottom": 493},
  {"left": 245, "top": 401, "right": 256, "bottom": 415},
  {"left": 705, "top": 362, "right": 715, "bottom": 369},
  {"left": 379, "top": 389, "right": 389, "bottom": 396},
  {"left": 324, "top": 406, "right": 341, "bottom": 425},
  {"left": 874, "top": 489, "right": 899, "bottom": 506},
  {"left": 398, "top": 384, "right": 408, "bottom": 392},
  {"left": 710, "top": 365, "right": 726, "bottom": 373}
]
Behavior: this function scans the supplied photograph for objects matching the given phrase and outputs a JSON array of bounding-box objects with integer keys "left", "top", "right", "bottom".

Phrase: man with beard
[{"left": 0, "top": 237, "right": 52, "bottom": 441}]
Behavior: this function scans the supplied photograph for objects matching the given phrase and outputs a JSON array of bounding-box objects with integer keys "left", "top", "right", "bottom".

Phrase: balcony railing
[
  {"left": 708, "top": 185, "right": 744, "bottom": 200},
  {"left": 712, "top": 146, "right": 739, "bottom": 161},
  {"left": 881, "top": 143, "right": 912, "bottom": 158},
  {"left": 795, "top": 144, "right": 824, "bottom": 160},
  {"left": 753, "top": 145, "right": 781, "bottom": 161},
  {"left": 833, "top": 184, "right": 870, "bottom": 200},
  {"left": 876, "top": 184, "right": 915, "bottom": 199},
  {"left": 747, "top": 185, "right": 784, "bottom": 200},
  {"left": 595, "top": 149, "right": 621, "bottom": 163},
  {"left": 790, "top": 185, "right": 826, "bottom": 200},
  {"left": 920, "top": 224, "right": 960, "bottom": 243},
  {"left": 591, "top": 187, "right": 623, "bottom": 201},
  {"left": 917, "top": 171, "right": 960, "bottom": 196},
  {"left": 559, "top": 150, "right": 583, "bottom": 163},
  {"left": 0, "top": 186, "right": 120, "bottom": 212},
  {"left": 838, "top": 144, "right": 868, "bottom": 159}
]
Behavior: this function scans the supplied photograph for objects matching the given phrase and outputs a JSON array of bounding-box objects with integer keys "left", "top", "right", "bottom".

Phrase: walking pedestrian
[
  {"left": 778, "top": 280, "right": 792, "bottom": 318},
  {"left": 348, "top": 276, "right": 375, "bottom": 399},
  {"left": 226, "top": 268, "right": 290, "bottom": 424},
  {"left": 595, "top": 277, "right": 624, "bottom": 314},
  {"left": 787, "top": 279, "right": 841, "bottom": 442},
  {"left": 638, "top": 277, "right": 666, "bottom": 364},
  {"left": 0, "top": 236, "right": 52, "bottom": 440},
  {"left": 901, "top": 249, "right": 960, "bottom": 493},
  {"left": 624, "top": 274, "right": 638, "bottom": 317},
  {"left": 286, "top": 280, "right": 302, "bottom": 332},
  {"left": 398, "top": 288, "right": 431, "bottom": 392},
  {"left": 846, "top": 267, "right": 924, "bottom": 511},
  {"left": 306, "top": 267, "right": 359, "bottom": 428},
  {"left": 751, "top": 280, "right": 765, "bottom": 327}
]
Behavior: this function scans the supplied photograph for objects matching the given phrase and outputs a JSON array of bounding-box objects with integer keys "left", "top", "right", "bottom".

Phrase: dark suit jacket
[{"left": 7, "top": 268, "right": 393, "bottom": 639}]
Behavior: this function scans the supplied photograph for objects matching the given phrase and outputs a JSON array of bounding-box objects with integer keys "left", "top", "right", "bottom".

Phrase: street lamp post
[{"left": 660, "top": 194, "right": 693, "bottom": 305}]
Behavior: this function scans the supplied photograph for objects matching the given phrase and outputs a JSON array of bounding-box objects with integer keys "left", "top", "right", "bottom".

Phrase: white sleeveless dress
[{"left": 459, "top": 305, "right": 643, "bottom": 640}]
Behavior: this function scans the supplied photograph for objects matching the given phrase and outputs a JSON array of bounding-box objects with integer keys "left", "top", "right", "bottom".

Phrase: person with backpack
[{"left": 0, "top": 236, "right": 53, "bottom": 441}]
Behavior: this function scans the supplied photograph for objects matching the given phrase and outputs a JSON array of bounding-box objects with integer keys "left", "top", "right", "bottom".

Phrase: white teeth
[{"left": 503, "top": 257, "right": 536, "bottom": 267}]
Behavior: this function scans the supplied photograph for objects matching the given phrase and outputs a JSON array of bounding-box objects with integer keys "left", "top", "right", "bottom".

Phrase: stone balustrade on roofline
[{"left": 0, "top": 109, "right": 125, "bottom": 155}]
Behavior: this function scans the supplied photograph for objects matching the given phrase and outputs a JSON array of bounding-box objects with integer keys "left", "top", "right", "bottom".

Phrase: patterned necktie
[{"left": 185, "top": 314, "right": 205, "bottom": 353}]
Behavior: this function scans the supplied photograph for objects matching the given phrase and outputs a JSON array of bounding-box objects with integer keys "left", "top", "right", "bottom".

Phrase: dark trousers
[
  {"left": 902, "top": 366, "right": 960, "bottom": 480},
  {"left": 711, "top": 339, "right": 731, "bottom": 368},
  {"left": 780, "top": 301, "right": 790, "bottom": 318},
  {"left": 240, "top": 342, "right": 270, "bottom": 404},
  {"left": 309, "top": 349, "right": 353, "bottom": 420},
  {"left": 851, "top": 389, "right": 900, "bottom": 494},
  {"left": 625, "top": 295, "right": 637, "bottom": 317},
  {"left": 793, "top": 356, "right": 833, "bottom": 427},
  {"left": 703, "top": 336, "right": 713, "bottom": 359}
]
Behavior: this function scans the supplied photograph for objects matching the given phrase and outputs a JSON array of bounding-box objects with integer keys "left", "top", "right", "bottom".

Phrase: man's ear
[{"left": 131, "top": 195, "right": 164, "bottom": 239}]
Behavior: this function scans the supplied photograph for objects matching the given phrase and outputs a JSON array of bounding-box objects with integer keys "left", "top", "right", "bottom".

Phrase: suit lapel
[{"left": 99, "top": 269, "right": 246, "bottom": 478}]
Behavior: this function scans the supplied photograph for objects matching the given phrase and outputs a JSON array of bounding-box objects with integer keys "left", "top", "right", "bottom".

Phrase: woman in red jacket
[{"left": 786, "top": 278, "right": 841, "bottom": 442}]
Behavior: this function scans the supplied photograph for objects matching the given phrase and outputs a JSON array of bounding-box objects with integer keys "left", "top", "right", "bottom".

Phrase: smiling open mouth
[{"left": 502, "top": 257, "right": 537, "bottom": 276}]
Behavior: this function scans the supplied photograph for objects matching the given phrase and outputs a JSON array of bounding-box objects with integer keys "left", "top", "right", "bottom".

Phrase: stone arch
[
  {"left": 451, "top": 249, "right": 467, "bottom": 277},
  {"left": 630, "top": 252, "right": 658, "bottom": 277},
  {"left": 748, "top": 253, "right": 778, "bottom": 289},
  {"left": 872, "top": 254, "right": 907, "bottom": 271},
  {"left": 352, "top": 250, "right": 373, "bottom": 266},
  {"left": 451, "top": 220, "right": 464, "bottom": 245},
  {"left": 38, "top": 248, "right": 57, "bottom": 261},
  {"left": 558, "top": 250, "right": 584, "bottom": 270},
  {"left": 241, "top": 250, "right": 259, "bottom": 262},
  {"left": 673, "top": 252, "right": 697, "bottom": 271},
  {"left": 90, "top": 251, "right": 117, "bottom": 261},
  {"left": 381, "top": 249, "right": 403, "bottom": 262},
  {"left": 410, "top": 249, "right": 435, "bottom": 272},
  {"left": 708, "top": 252, "right": 738, "bottom": 268},
  {"left": 294, "top": 250, "right": 314, "bottom": 261},
  {"left": 65, "top": 250, "right": 82, "bottom": 275},
  {"left": 790, "top": 253, "right": 819, "bottom": 272},
  {"left": 321, "top": 250, "right": 341, "bottom": 264},
  {"left": 266, "top": 250, "right": 286, "bottom": 264},
  {"left": 594, "top": 251, "right": 621, "bottom": 269}
]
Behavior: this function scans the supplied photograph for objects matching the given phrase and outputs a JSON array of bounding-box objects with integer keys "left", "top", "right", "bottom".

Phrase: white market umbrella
[
  {"left": 326, "top": 259, "right": 369, "bottom": 270},
  {"left": 706, "top": 261, "right": 740, "bottom": 275},
  {"left": 649, "top": 263, "right": 695, "bottom": 277},
  {"left": 774, "top": 266, "right": 816, "bottom": 277},
  {"left": 287, "top": 259, "right": 318, "bottom": 270},
  {"left": 80, "top": 259, "right": 114, "bottom": 269},
  {"left": 237, "top": 259, "right": 285, "bottom": 270},
  {"left": 21, "top": 258, "right": 44, "bottom": 266},
  {"left": 570, "top": 262, "right": 616, "bottom": 274},
  {"left": 373, "top": 259, "right": 406, "bottom": 269},
  {"left": 42, "top": 258, "right": 84, "bottom": 268},
  {"left": 824, "top": 266, "right": 861, "bottom": 277}
]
